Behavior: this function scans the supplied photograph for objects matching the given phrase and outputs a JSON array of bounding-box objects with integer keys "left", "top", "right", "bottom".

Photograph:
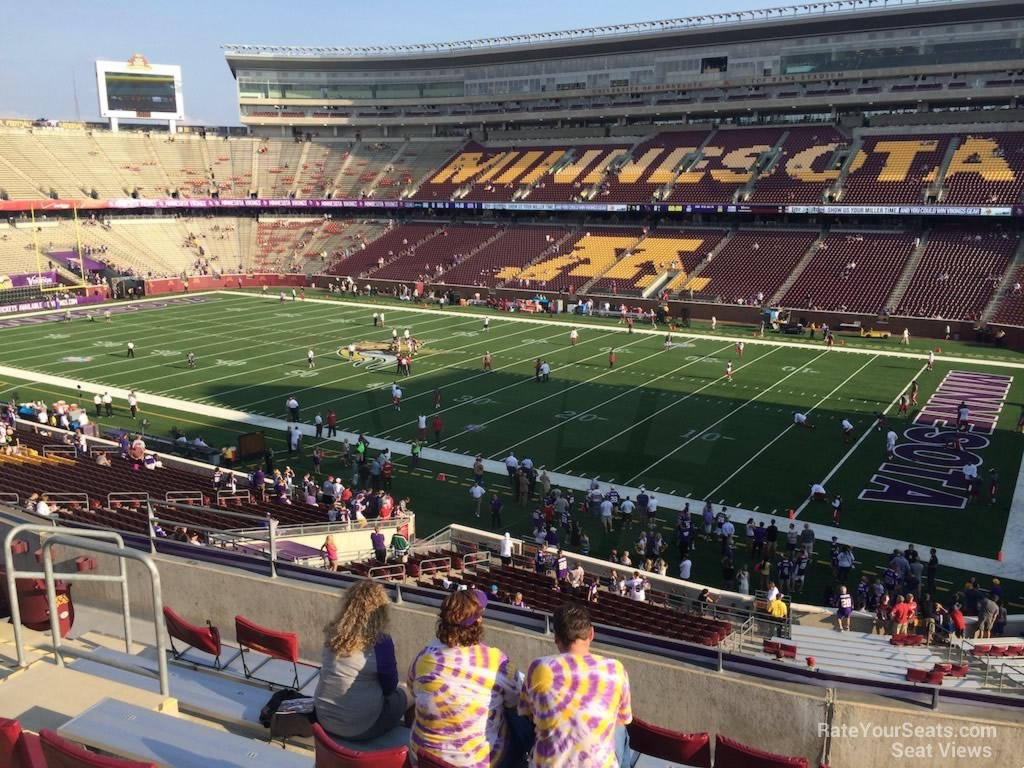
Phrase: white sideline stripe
[
  {"left": 490, "top": 342, "right": 739, "bottom": 459},
  {"left": 793, "top": 363, "right": 929, "bottom": 518},
  {"left": 219, "top": 291, "right": 1024, "bottom": 371},
  {"left": 1001, "top": 429, "right": 1024, "bottom": 567},
  {"left": 624, "top": 349, "right": 832, "bottom": 485},
  {"left": 704, "top": 354, "right": 879, "bottom": 499},
  {"left": 557, "top": 346, "right": 782, "bottom": 474}
]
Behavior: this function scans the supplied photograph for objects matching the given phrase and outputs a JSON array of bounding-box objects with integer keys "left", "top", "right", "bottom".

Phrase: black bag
[{"left": 259, "top": 688, "right": 305, "bottom": 725}]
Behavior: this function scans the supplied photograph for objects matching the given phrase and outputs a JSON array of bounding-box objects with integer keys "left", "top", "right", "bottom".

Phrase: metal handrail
[
  {"left": 416, "top": 556, "right": 453, "bottom": 575},
  {"left": 40, "top": 493, "right": 90, "bottom": 509},
  {"left": 40, "top": 533, "right": 170, "bottom": 697},
  {"left": 165, "top": 490, "right": 203, "bottom": 503},
  {"left": 217, "top": 489, "right": 250, "bottom": 503},
  {"left": 108, "top": 491, "right": 149, "bottom": 507},
  {"left": 4, "top": 525, "right": 130, "bottom": 669},
  {"left": 368, "top": 563, "right": 407, "bottom": 581},
  {"left": 42, "top": 445, "right": 77, "bottom": 458},
  {"left": 145, "top": 500, "right": 278, "bottom": 578}
]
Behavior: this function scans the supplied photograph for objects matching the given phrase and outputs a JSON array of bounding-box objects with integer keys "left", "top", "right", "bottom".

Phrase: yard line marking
[
  {"left": 306, "top": 322, "right": 639, "bottom": 420},
  {"left": 622, "top": 349, "right": 830, "bottom": 485},
  {"left": 549, "top": 346, "right": 778, "bottom": 473},
  {"left": 0, "top": 293, "right": 258, "bottom": 358},
  {"left": 490, "top": 342, "right": 737, "bottom": 459},
  {"left": 160, "top": 310, "right": 475, "bottom": 396},
  {"left": 703, "top": 354, "right": 879, "bottom": 500},
  {"left": 1, "top": 293, "right": 365, "bottom": 371},
  {"left": 438, "top": 334, "right": 659, "bottom": 445},
  {"left": 792, "top": 362, "right": 929, "bottom": 518},
  {"left": 218, "top": 290, "right": 1024, "bottom": 371}
]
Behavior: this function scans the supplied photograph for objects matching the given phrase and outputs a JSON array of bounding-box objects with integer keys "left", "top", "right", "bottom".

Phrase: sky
[{"left": 1, "top": 0, "right": 777, "bottom": 126}]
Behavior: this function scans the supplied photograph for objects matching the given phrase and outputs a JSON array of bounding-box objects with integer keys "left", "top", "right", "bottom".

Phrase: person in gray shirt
[{"left": 314, "top": 580, "right": 412, "bottom": 741}]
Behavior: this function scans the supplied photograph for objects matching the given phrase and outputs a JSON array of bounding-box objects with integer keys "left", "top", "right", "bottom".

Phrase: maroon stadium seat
[
  {"left": 312, "top": 724, "right": 409, "bottom": 768},
  {"left": 713, "top": 734, "right": 809, "bottom": 768},
  {"left": 626, "top": 719, "right": 711, "bottom": 767},
  {"left": 0, "top": 717, "right": 45, "bottom": 768},
  {"left": 163, "top": 605, "right": 230, "bottom": 669},
  {"left": 234, "top": 614, "right": 317, "bottom": 689},
  {"left": 39, "top": 728, "right": 157, "bottom": 768}
]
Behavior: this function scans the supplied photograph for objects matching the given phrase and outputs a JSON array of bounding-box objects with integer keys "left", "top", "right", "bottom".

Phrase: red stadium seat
[
  {"left": 163, "top": 606, "right": 231, "bottom": 670},
  {"left": 626, "top": 719, "right": 711, "bottom": 767},
  {"left": 905, "top": 668, "right": 928, "bottom": 683},
  {"left": 0, "top": 717, "right": 45, "bottom": 768},
  {"left": 39, "top": 728, "right": 157, "bottom": 768},
  {"left": 312, "top": 724, "right": 409, "bottom": 768},
  {"left": 234, "top": 614, "right": 317, "bottom": 689},
  {"left": 713, "top": 734, "right": 809, "bottom": 768}
]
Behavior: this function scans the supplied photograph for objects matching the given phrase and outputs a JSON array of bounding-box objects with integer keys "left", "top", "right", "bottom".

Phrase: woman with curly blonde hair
[{"left": 313, "top": 579, "right": 411, "bottom": 741}]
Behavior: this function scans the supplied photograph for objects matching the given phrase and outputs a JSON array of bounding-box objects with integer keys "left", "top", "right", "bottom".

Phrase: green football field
[{"left": 1, "top": 289, "right": 1022, "bottom": 566}]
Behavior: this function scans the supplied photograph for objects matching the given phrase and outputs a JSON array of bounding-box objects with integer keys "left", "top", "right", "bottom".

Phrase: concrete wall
[{"left": 36, "top": 544, "right": 1023, "bottom": 768}]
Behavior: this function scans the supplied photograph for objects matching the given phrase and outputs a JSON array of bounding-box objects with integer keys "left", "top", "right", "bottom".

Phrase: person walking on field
[
  {"left": 126, "top": 340, "right": 135, "bottom": 358},
  {"left": 609, "top": 349, "right": 616, "bottom": 368},
  {"left": 432, "top": 414, "right": 443, "bottom": 445}
]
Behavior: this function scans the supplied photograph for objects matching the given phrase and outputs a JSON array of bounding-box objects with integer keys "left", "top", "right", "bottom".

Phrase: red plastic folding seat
[
  {"left": 234, "top": 614, "right": 318, "bottom": 689},
  {"left": 626, "top": 719, "right": 711, "bottom": 767},
  {"left": 312, "top": 724, "right": 409, "bottom": 768},
  {"left": 905, "top": 668, "right": 928, "bottom": 683},
  {"left": 164, "top": 605, "right": 231, "bottom": 669}
]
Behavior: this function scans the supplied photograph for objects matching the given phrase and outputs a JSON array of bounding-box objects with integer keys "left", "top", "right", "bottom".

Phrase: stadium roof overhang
[{"left": 223, "top": 0, "right": 1024, "bottom": 76}]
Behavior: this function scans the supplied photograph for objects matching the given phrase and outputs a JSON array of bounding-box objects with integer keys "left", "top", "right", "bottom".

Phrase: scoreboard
[{"left": 96, "top": 55, "right": 184, "bottom": 121}]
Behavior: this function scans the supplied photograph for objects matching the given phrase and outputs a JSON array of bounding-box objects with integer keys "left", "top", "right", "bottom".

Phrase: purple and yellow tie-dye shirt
[
  {"left": 409, "top": 641, "right": 521, "bottom": 768},
  {"left": 518, "top": 653, "right": 632, "bottom": 768}
]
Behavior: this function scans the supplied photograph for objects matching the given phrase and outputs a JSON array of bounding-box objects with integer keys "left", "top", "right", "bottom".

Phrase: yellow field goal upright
[{"left": 30, "top": 205, "right": 89, "bottom": 293}]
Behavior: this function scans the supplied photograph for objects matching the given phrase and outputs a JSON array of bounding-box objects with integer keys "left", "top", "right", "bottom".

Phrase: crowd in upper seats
[{"left": 314, "top": 581, "right": 632, "bottom": 767}]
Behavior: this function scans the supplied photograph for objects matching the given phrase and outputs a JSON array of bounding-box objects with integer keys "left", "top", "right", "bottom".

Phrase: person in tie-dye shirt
[
  {"left": 408, "top": 589, "right": 526, "bottom": 768},
  {"left": 518, "top": 603, "right": 632, "bottom": 768}
]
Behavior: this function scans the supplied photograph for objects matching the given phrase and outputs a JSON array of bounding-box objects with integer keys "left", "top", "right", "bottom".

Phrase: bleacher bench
[{"left": 57, "top": 698, "right": 312, "bottom": 768}]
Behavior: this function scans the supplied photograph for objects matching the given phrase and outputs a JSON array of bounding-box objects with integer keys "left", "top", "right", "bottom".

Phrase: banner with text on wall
[{"left": 0, "top": 198, "right": 1018, "bottom": 217}]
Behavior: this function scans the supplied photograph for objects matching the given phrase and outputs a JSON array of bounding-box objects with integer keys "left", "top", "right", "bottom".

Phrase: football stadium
[{"left": 3, "top": 0, "right": 1024, "bottom": 765}]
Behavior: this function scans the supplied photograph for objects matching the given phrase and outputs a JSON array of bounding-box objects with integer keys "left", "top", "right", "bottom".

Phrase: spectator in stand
[
  {"left": 836, "top": 585, "right": 854, "bottom": 632},
  {"left": 975, "top": 594, "right": 999, "bottom": 639},
  {"left": 889, "top": 594, "right": 913, "bottom": 635},
  {"left": 314, "top": 580, "right": 412, "bottom": 743},
  {"left": 34, "top": 493, "right": 54, "bottom": 518},
  {"left": 873, "top": 593, "right": 892, "bottom": 635},
  {"left": 390, "top": 529, "right": 410, "bottom": 562},
  {"left": 321, "top": 535, "right": 338, "bottom": 572},
  {"left": 766, "top": 592, "right": 789, "bottom": 637},
  {"left": 518, "top": 602, "right": 632, "bottom": 768},
  {"left": 370, "top": 525, "right": 387, "bottom": 564},
  {"left": 409, "top": 589, "right": 530, "bottom": 768},
  {"left": 949, "top": 602, "right": 967, "bottom": 639}
]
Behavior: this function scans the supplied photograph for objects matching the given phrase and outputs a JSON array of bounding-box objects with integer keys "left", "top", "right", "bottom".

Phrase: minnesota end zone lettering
[{"left": 859, "top": 371, "right": 1012, "bottom": 510}]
